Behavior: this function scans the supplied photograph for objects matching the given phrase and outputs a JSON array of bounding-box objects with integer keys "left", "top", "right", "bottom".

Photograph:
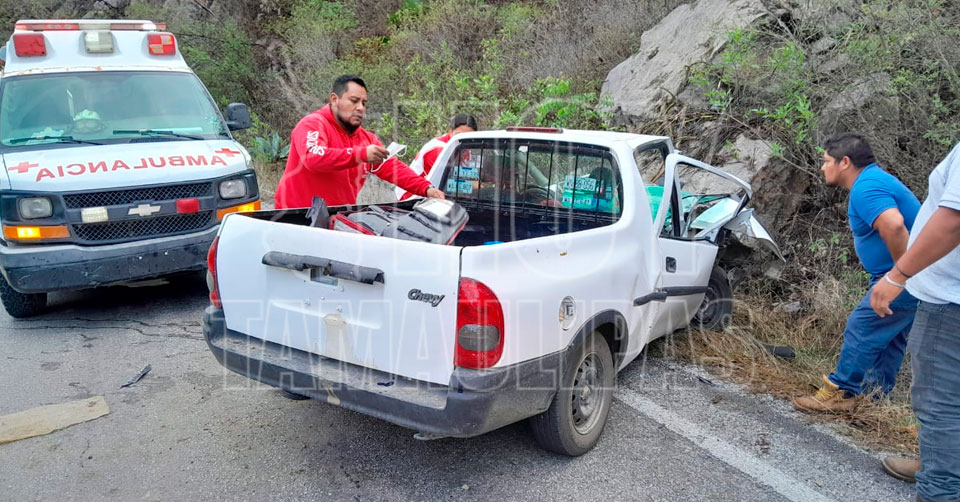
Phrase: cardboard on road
[{"left": 0, "top": 396, "right": 110, "bottom": 445}]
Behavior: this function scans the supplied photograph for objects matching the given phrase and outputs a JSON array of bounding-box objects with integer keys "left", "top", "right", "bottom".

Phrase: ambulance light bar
[{"left": 14, "top": 20, "right": 166, "bottom": 32}]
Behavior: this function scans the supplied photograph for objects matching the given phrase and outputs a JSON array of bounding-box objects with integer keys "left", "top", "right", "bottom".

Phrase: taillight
[
  {"left": 147, "top": 33, "right": 176, "bottom": 56},
  {"left": 454, "top": 278, "right": 504, "bottom": 369},
  {"left": 206, "top": 236, "right": 222, "bottom": 309},
  {"left": 13, "top": 33, "right": 46, "bottom": 57}
]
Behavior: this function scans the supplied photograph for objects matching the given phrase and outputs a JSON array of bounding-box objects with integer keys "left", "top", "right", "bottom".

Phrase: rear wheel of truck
[
  {"left": 691, "top": 266, "right": 733, "bottom": 332},
  {"left": 0, "top": 275, "right": 47, "bottom": 318},
  {"left": 530, "top": 332, "right": 615, "bottom": 456}
]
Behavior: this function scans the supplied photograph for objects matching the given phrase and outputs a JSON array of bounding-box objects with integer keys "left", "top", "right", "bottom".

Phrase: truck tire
[
  {"left": 691, "top": 266, "right": 733, "bottom": 332},
  {"left": 0, "top": 275, "right": 46, "bottom": 318},
  {"left": 530, "top": 332, "right": 615, "bottom": 456}
]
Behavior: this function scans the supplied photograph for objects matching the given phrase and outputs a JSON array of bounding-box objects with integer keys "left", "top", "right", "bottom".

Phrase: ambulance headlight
[
  {"left": 18, "top": 197, "right": 53, "bottom": 219},
  {"left": 218, "top": 179, "right": 247, "bottom": 200}
]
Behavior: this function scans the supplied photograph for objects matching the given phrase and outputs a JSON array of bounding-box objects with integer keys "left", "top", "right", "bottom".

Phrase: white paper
[
  {"left": 371, "top": 142, "right": 407, "bottom": 173},
  {"left": 386, "top": 142, "right": 407, "bottom": 160}
]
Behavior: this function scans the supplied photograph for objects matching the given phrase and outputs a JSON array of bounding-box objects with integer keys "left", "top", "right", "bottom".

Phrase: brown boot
[
  {"left": 882, "top": 456, "right": 920, "bottom": 483},
  {"left": 792, "top": 375, "right": 863, "bottom": 413}
]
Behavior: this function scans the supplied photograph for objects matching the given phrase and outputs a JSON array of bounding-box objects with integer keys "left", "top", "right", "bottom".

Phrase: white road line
[{"left": 616, "top": 389, "right": 837, "bottom": 502}]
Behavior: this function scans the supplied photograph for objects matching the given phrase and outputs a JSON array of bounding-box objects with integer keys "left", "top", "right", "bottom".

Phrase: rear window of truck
[{"left": 440, "top": 139, "right": 623, "bottom": 219}]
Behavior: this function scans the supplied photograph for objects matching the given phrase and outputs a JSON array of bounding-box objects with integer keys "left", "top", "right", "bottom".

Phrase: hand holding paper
[{"left": 385, "top": 141, "right": 407, "bottom": 160}]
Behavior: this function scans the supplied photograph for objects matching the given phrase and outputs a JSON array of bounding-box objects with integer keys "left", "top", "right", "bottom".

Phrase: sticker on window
[
  {"left": 562, "top": 175, "right": 598, "bottom": 192},
  {"left": 453, "top": 167, "right": 479, "bottom": 180},
  {"left": 560, "top": 175, "right": 617, "bottom": 212},
  {"left": 445, "top": 179, "right": 474, "bottom": 195}
]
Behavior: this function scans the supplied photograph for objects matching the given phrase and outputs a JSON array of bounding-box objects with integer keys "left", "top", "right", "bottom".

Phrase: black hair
[
  {"left": 823, "top": 132, "right": 877, "bottom": 169},
  {"left": 450, "top": 113, "right": 478, "bottom": 131},
  {"left": 332, "top": 75, "right": 366, "bottom": 96}
]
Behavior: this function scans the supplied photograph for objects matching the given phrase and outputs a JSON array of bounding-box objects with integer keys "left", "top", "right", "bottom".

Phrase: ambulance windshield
[{"left": 0, "top": 71, "right": 229, "bottom": 149}]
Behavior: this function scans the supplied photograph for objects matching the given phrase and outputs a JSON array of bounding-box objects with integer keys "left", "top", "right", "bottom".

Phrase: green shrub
[{"left": 250, "top": 132, "right": 290, "bottom": 164}]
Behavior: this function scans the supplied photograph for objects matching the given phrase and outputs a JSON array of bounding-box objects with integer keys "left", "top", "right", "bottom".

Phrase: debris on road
[
  {"left": 759, "top": 343, "right": 797, "bottom": 359},
  {"left": 0, "top": 396, "right": 110, "bottom": 445},
  {"left": 120, "top": 364, "right": 152, "bottom": 388}
]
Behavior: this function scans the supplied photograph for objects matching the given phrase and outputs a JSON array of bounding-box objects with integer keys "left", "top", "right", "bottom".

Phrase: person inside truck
[
  {"left": 275, "top": 75, "right": 446, "bottom": 208},
  {"left": 477, "top": 152, "right": 521, "bottom": 202},
  {"left": 396, "top": 113, "right": 478, "bottom": 201}
]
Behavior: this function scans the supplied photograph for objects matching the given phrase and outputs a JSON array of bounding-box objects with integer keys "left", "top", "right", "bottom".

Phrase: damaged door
[{"left": 647, "top": 153, "right": 720, "bottom": 335}]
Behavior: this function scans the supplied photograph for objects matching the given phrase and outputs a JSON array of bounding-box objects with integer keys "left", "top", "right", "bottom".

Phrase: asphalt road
[{"left": 0, "top": 276, "right": 915, "bottom": 501}]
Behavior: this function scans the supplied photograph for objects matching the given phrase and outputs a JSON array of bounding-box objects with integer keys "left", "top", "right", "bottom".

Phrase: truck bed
[{"left": 241, "top": 200, "right": 619, "bottom": 246}]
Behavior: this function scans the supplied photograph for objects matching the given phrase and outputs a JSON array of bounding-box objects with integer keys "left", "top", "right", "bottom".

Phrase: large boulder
[
  {"left": 721, "top": 136, "right": 807, "bottom": 227},
  {"left": 601, "top": 0, "right": 768, "bottom": 124},
  {"left": 785, "top": 0, "right": 856, "bottom": 36},
  {"left": 818, "top": 73, "right": 899, "bottom": 134}
]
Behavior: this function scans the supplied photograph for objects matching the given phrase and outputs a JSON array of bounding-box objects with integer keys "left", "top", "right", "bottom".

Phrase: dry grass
[
  {"left": 652, "top": 283, "right": 919, "bottom": 455},
  {"left": 253, "top": 160, "right": 283, "bottom": 206}
]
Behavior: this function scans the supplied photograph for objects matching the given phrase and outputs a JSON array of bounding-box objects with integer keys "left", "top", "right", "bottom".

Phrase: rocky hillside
[{"left": 3, "top": 0, "right": 958, "bottom": 284}]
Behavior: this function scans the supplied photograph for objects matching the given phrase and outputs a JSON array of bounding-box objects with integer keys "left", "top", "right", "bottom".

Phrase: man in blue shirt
[{"left": 793, "top": 133, "right": 921, "bottom": 413}]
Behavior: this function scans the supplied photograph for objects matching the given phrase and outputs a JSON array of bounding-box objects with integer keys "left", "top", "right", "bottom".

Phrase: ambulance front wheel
[{"left": 0, "top": 274, "right": 47, "bottom": 318}]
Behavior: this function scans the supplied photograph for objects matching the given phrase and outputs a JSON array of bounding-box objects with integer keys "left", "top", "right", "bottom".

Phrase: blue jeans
[
  {"left": 828, "top": 280, "right": 918, "bottom": 395},
  {"left": 910, "top": 301, "right": 960, "bottom": 502}
]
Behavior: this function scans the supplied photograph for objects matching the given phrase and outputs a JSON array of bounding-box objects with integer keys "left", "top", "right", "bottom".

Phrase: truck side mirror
[
  {"left": 224, "top": 103, "right": 252, "bottom": 131},
  {"left": 0, "top": 46, "right": 6, "bottom": 69}
]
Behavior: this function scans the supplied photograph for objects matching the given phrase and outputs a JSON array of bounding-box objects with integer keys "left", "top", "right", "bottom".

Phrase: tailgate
[{"left": 216, "top": 214, "right": 462, "bottom": 385}]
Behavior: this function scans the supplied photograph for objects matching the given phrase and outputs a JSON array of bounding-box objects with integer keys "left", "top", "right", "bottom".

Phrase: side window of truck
[
  {"left": 670, "top": 162, "right": 748, "bottom": 240},
  {"left": 634, "top": 143, "right": 672, "bottom": 233}
]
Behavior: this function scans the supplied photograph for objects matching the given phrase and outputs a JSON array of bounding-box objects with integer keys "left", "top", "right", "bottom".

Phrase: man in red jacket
[
  {"left": 275, "top": 75, "right": 445, "bottom": 208},
  {"left": 396, "top": 113, "right": 477, "bottom": 201}
]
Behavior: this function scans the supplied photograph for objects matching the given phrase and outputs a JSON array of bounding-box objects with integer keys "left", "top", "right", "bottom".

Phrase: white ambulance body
[{"left": 0, "top": 20, "right": 259, "bottom": 317}]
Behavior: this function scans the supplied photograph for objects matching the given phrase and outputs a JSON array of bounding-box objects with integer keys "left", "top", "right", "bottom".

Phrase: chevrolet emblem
[{"left": 128, "top": 204, "right": 161, "bottom": 217}]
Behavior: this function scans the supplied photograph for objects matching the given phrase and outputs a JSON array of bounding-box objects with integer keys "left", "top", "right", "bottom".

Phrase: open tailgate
[{"left": 216, "top": 214, "right": 462, "bottom": 385}]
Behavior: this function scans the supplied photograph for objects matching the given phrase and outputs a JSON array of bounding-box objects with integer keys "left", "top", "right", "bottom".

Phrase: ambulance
[{"left": 0, "top": 20, "right": 260, "bottom": 317}]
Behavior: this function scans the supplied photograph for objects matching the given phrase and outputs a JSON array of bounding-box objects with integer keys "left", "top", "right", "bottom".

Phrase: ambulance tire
[
  {"left": 690, "top": 266, "right": 733, "bottom": 332},
  {"left": 0, "top": 275, "right": 46, "bottom": 318},
  {"left": 530, "top": 332, "right": 614, "bottom": 456}
]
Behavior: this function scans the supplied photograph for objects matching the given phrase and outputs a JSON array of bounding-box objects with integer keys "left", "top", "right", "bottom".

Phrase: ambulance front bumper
[{"left": 0, "top": 226, "right": 217, "bottom": 293}]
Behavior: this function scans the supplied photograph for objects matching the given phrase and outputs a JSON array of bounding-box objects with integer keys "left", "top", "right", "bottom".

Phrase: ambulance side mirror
[{"left": 224, "top": 103, "right": 251, "bottom": 131}]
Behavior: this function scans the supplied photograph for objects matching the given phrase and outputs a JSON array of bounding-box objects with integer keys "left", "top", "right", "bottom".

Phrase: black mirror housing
[{"left": 225, "top": 103, "right": 252, "bottom": 131}]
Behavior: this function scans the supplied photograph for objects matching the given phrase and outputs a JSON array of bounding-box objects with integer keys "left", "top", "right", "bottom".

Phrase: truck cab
[{"left": 0, "top": 20, "right": 260, "bottom": 317}]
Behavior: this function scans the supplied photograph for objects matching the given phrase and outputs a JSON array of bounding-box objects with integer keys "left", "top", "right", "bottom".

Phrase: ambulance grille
[
  {"left": 63, "top": 182, "right": 213, "bottom": 209},
  {"left": 71, "top": 211, "right": 215, "bottom": 244}
]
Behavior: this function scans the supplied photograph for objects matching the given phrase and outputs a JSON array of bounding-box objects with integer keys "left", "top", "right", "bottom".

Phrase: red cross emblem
[
  {"left": 8, "top": 161, "right": 38, "bottom": 174},
  {"left": 215, "top": 148, "right": 241, "bottom": 157}
]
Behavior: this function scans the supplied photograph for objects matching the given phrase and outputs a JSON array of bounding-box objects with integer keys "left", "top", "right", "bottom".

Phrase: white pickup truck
[{"left": 203, "top": 127, "right": 781, "bottom": 456}]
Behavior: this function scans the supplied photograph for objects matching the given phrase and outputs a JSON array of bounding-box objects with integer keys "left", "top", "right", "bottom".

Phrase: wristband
[
  {"left": 894, "top": 264, "right": 913, "bottom": 278},
  {"left": 883, "top": 273, "right": 906, "bottom": 289}
]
